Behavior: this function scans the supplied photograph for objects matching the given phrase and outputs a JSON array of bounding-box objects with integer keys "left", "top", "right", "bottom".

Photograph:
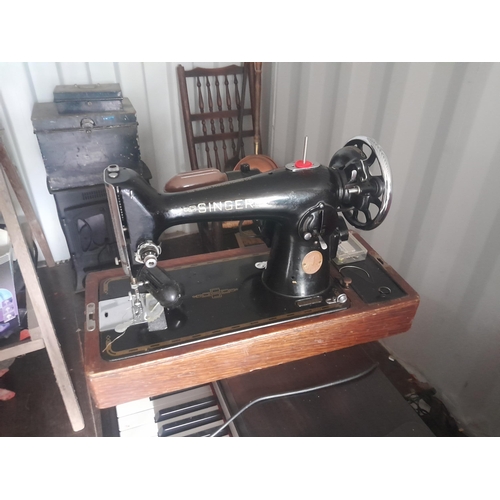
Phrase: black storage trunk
[
  {"left": 32, "top": 83, "right": 151, "bottom": 192},
  {"left": 31, "top": 83, "right": 152, "bottom": 291},
  {"left": 53, "top": 83, "right": 123, "bottom": 114}
]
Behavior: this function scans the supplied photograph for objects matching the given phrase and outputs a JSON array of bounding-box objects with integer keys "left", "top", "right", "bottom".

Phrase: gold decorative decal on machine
[
  {"left": 192, "top": 287, "right": 238, "bottom": 299},
  {"left": 302, "top": 250, "right": 323, "bottom": 274}
]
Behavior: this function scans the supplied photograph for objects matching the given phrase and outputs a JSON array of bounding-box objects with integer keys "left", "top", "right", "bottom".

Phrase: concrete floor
[{"left": 0, "top": 260, "right": 100, "bottom": 436}]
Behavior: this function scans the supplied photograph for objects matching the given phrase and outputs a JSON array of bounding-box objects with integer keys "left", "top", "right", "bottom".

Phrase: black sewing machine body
[
  {"left": 97, "top": 137, "right": 394, "bottom": 360},
  {"left": 107, "top": 163, "right": 351, "bottom": 298}
]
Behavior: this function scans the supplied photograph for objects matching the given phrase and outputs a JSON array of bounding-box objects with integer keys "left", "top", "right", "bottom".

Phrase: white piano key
[
  {"left": 116, "top": 397, "right": 153, "bottom": 418},
  {"left": 118, "top": 408, "right": 155, "bottom": 432},
  {"left": 119, "top": 422, "right": 159, "bottom": 437},
  {"left": 164, "top": 419, "right": 226, "bottom": 437},
  {"left": 115, "top": 384, "right": 229, "bottom": 437},
  {"left": 152, "top": 385, "right": 214, "bottom": 413},
  {"left": 116, "top": 385, "right": 212, "bottom": 419}
]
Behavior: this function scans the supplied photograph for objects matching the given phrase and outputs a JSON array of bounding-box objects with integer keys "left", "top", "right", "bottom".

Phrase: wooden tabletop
[{"left": 84, "top": 235, "right": 419, "bottom": 409}]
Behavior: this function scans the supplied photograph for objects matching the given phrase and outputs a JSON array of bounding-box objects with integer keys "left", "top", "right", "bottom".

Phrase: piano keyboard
[{"left": 114, "top": 384, "right": 236, "bottom": 437}]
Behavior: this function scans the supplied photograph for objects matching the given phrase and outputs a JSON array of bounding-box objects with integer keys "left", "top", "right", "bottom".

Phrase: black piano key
[
  {"left": 158, "top": 410, "right": 223, "bottom": 437},
  {"left": 156, "top": 396, "right": 217, "bottom": 423},
  {"left": 150, "top": 384, "right": 208, "bottom": 400},
  {"left": 185, "top": 426, "right": 230, "bottom": 437},
  {"left": 115, "top": 384, "right": 232, "bottom": 437}
]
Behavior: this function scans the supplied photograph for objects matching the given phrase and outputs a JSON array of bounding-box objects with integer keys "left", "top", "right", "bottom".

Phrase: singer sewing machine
[{"left": 84, "top": 137, "right": 419, "bottom": 409}]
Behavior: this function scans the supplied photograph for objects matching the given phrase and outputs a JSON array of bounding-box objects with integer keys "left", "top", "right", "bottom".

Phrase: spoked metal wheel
[{"left": 341, "top": 136, "right": 392, "bottom": 230}]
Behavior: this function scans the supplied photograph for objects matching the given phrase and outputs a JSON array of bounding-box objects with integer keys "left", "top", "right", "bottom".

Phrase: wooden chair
[
  {"left": 176, "top": 63, "right": 259, "bottom": 252},
  {"left": 177, "top": 63, "right": 257, "bottom": 173}
]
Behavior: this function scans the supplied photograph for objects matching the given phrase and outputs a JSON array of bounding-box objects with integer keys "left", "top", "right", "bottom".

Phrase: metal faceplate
[
  {"left": 99, "top": 293, "right": 166, "bottom": 333},
  {"left": 104, "top": 166, "right": 131, "bottom": 277}
]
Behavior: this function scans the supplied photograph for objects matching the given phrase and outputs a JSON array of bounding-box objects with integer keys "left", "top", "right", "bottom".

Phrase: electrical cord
[
  {"left": 406, "top": 394, "right": 431, "bottom": 417},
  {"left": 210, "top": 362, "right": 379, "bottom": 437}
]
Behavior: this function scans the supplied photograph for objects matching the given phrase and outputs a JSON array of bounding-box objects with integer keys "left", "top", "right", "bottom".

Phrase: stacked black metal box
[{"left": 31, "top": 83, "right": 151, "bottom": 291}]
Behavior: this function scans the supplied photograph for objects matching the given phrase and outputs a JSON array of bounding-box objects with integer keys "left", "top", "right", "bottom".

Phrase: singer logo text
[{"left": 182, "top": 199, "right": 256, "bottom": 214}]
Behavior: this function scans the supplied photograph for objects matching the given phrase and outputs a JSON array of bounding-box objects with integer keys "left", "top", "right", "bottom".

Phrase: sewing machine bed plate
[
  {"left": 84, "top": 237, "right": 419, "bottom": 409},
  {"left": 98, "top": 251, "right": 349, "bottom": 361}
]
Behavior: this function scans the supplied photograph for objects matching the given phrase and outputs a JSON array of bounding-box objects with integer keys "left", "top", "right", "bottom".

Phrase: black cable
[
  {"left": 31, "top": 241, "right": 38, "bottom": 267},
  {"left": 96, "top": 238, "right": 113, "bottom": 264},
  {"left": 210, "top": 362, "right": 378, "bottom": 437},
  {"left": 78, "top": 219, "right": 93, "bottom": 252},
  {"left": 406, "top": 395, "right": 431, "bottom": 417}
]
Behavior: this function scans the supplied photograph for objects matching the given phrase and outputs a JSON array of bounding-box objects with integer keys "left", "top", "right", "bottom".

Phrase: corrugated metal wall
[
  {"left": 268, "top": 62, "right": 500, "bottom": 437},
  {"left": 1, "top": 62, "right": 499, "bottom": 436}
]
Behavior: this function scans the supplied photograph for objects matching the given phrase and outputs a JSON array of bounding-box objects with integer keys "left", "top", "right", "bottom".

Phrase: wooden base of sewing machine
[{"left": 84, "top": 235, "right": 419, "bottom": 409}]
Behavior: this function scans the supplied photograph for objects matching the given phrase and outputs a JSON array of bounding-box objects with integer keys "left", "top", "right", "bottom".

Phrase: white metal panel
[
  {"left": 268, "top": 62, "right": 500, "bottom": 436},
  {"left": 27, "top": 62, "right": 60, "bottom": 103},
  {"left": 87, "top": 62, "right": 117, "bottom": 83},
  {"left": 143, "top": 62, "right": 181, "bottom": 191},
  {"left": 0, "top": 62, "right": 68, "bottom": 262},
  {"left": 57, "top": 62, "right": 91, "bottom": 85}
]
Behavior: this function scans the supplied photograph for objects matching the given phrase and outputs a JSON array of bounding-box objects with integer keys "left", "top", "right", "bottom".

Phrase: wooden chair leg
[
  {"left": 198, "top": 221, "right": 225, "bottom": 253},
  {"left": 212, "top": 222, "right": 224, "bottom": 252}
]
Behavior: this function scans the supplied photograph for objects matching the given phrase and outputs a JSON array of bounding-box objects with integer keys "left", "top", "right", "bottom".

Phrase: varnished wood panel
[
  {"left": 216, "top": 348, "right": 434, "bottom": 436},
  {"left": 84, "top": 235, "right": 419, "bottom": 409}
]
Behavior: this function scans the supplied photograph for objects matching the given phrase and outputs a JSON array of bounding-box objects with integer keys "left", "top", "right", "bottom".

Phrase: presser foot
[{"left": 99, "top": 292, "right": 167, "bottom": 334}]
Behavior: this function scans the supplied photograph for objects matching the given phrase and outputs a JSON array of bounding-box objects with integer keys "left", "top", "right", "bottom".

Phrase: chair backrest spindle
[
  {"left": 215, "top": 76, "right": 229, "bottom": 166},
  {"left": 177, "top": 63, "right": 258, "bottom": 172}
]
